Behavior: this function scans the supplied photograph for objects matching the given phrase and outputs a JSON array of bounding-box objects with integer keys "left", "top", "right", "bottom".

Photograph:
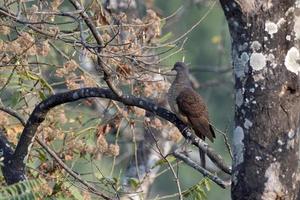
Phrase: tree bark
[{"left": 220, "top": 0, "right": 300, "bottom": 199}]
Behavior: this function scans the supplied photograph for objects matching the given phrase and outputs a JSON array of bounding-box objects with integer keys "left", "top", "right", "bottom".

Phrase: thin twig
[
  {"left": 211, "top": 124, "right": 233, "bottom": 160},
  {"left": 68, "top": 0, "right": 123, "bottom": 97},
  {"left": 173, "top": 149, "right": 231, "bottom": 188},
  {"left": 146, "top": 124, "right": 183, "bottom": 200},
  {"left": 141, "top": 1, "right": 216, "bottom": 49}
]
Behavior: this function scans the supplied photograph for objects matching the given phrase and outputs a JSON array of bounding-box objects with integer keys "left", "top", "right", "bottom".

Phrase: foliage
[
  {"left": 182, "top": 178, "right": 211, "bottom": 200},
  {"left": 0, "top": 178, "right": 48, "bottom": 200},
  {"left": 0, "top": 0, "right": 231, "bottom": 199}
]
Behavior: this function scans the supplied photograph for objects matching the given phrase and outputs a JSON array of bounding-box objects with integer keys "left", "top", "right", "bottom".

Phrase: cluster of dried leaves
[{"left": 0, "top": 0, "right": 183, "bottom": 198}]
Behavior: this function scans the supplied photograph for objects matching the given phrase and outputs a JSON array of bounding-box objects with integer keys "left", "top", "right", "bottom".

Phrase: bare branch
[
  {"left": 173, "top": 149, "right": 231, "bottom": 188},
  {"left": 6, "top": 88, "right": 230, "bottom": 185},
  {"left": 68, "top": 0, "right": 123, "bottom": 97}
]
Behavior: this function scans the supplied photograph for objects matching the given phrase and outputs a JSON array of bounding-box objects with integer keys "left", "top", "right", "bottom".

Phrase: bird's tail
[{"left": 199, "top": 148, "right": 206, "bottom": 169}]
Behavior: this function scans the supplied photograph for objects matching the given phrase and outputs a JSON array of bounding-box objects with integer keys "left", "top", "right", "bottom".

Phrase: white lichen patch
[
  {"left": 288, "top": 129, "right": 295, "bottom": 139},
  {"left": 244, "top": 119, "right": 253, "bottom": 129},
  {"left": 238, "top": 42, "right": 248, "bottom": 51},
  {"left": 265, "top": 21, "right": 278, "bottom": 38},
  {"left": 262, "top": 0, "right": 273, "bottom": 10},
  {"left": 284, "top": 47, "right": 300, "bottom": 74},
  {"left": 236, "top": 89, "right": 244, "bottom": 107},
  {"left": 267, "top": 53, "right": 276, "bottom": 68},
  {"left": 276, "top": 18, "right": 286, "bottom": 28},
  {"left": 287, "top": 130, "right": 296, "bottom": 149},
  {"left": 233, "top": 21, "right": 239, "bottom": 28},
  {"left": 250, "top": 53, "right": 267, "bottom": 71},
  {"left": 233, "top": 51, "right": 249, "bottom": 78},
  {"left": 72, "top": 92, "right": 79, "bottom": 99},
  {"left": 250, "top": 41, "right": 262, "bottom": 51},
  {"left": 225, "top": 5, "right": 230, "bottom": 12},
  {"left": 233, "top": 126, "right": 245, "bottom": 167},
  {"left": 262, "top": 162, "right": 284, "bottom": 200},
  {"left": 277, "top": 139, "right": 284, "bottom": 146},
  {"left": 286, "top": 35, "right": 291, "bottom": 41},
  {"left": 255, "top": 156, "right": 262, "bottom": 161},
  {"left": 285, "top": 7, "right": 295, "bottom": 16},
  {"left": 266, "top": 54, "right": 275, "bottom": 61},
  {"left": 253, "top": 73, "right": 265, "bottom": 82},
  {"left": 294, "top": 16, "right": 300, "bottom": 40}
]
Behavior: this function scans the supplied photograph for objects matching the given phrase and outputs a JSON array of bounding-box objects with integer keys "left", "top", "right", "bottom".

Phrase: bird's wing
[{"left": 176, "top": 87, "right": 215, "bottom": 142}]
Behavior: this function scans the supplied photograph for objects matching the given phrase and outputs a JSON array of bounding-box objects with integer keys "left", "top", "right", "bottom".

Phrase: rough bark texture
[{"left": 220, "top": 0, "right": 300, "bottom": 199}]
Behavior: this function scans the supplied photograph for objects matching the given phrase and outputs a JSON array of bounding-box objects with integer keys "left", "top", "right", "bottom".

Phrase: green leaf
[
  {"left": 128, "top": 178, "right": 139, "bottom": 189},
  {"left": 37, "top": 149, "right": 47, "bottom": 162},
  {"left": 153, "top": 155, "right": 176, "bottom": 168},
  {"left": 0, "top": 178, "right": 46, "bottom": 200},
  {"left": 63, "top": 182, "right": 83, "bottom": 200},
  {"left": 10, "top": 91, "right": 21, "bottom": 107},
  {"left": 158, "top": 32, "right": 173, "bottom": 43},
  {"left": 204, "top": 178, "right": 211, "bottom": 191},
  {"left": 195, "top": 193, "right": 203, "bottom": 200},
  {"left": 197, "top": 188, "right": 207, "bottom": 199},
  {"left": 38, "top": 91, "right": 47, "bottom": 100},
  {"left": 182, "top": 190, "right": 191, "bottom": 198},
  {"left": 94, "top": 172, "right": 103, "bottom": 180}
]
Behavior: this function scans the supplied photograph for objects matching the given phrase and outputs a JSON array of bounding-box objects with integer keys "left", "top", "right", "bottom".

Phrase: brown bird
[{"left": 167, "top": 62, "right": 215, "bottom": 167}]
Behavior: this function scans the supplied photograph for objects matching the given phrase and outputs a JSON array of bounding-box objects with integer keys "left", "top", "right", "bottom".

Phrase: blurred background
[
  {"left": 150, "top": 1, "right": 233, "bottom": 199},
  {"left": 0, "top": 0, "right": 233, "bottom": 199}
]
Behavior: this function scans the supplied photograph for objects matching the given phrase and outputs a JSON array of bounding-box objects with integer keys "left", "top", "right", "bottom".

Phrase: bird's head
[{"left": 171, "top": 62, "right": 188, "bottom": 73}]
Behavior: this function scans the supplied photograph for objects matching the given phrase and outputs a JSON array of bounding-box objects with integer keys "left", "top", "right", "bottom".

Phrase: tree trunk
[{"left": 220, "top": 0, "right": 300, "bottom": 199}]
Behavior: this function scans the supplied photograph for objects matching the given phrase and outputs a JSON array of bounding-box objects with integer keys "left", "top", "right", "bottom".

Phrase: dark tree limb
[
  {"left": 0, "top": 107, "right": 27, "bottom": 184},
  {"left": 2, "top": 87, "right": 230, "bottom": 187},
  {"left": 0, "top": 129, "right": 14, "bottom": 166}
]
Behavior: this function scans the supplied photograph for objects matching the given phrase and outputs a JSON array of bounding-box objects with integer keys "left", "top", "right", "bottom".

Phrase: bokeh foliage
[{"left": 0, "top": 0, "right": 232, "bottom": 199}]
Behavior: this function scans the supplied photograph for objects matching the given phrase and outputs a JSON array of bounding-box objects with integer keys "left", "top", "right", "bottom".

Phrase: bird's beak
[{"left": 171, "top": 66, "right": 175, "bottom": 71}]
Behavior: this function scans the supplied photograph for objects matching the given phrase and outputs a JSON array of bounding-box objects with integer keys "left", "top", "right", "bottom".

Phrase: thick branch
[
  {"left": 0, "top": 130, "right": 14, "bottom": 161},
  {"left": 0, "top": 107, "right": 26, "bottom": 184},
  {"left": 10, "top": 88, "right": 230, "bottom": 180}
]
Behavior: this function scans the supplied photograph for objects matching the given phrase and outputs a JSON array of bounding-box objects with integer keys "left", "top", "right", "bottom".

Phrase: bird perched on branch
[{"left": 167, "top": 62, "right": 215, "bottom": 168}]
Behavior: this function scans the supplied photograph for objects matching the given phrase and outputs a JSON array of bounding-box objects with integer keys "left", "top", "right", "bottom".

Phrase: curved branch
[
  {"left": 0, "top": 129, "right": 14, "bottom": 161},
  {"left": 0, "top": 107, "right": 26, "bottom": 184},
  {"left": 9, "top": 88, "right": 230, "bottom": 179}
]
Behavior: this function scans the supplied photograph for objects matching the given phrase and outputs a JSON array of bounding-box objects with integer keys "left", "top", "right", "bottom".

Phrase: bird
[{"left": 167, "top": 61, "right": 215, "bottom": 168}]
